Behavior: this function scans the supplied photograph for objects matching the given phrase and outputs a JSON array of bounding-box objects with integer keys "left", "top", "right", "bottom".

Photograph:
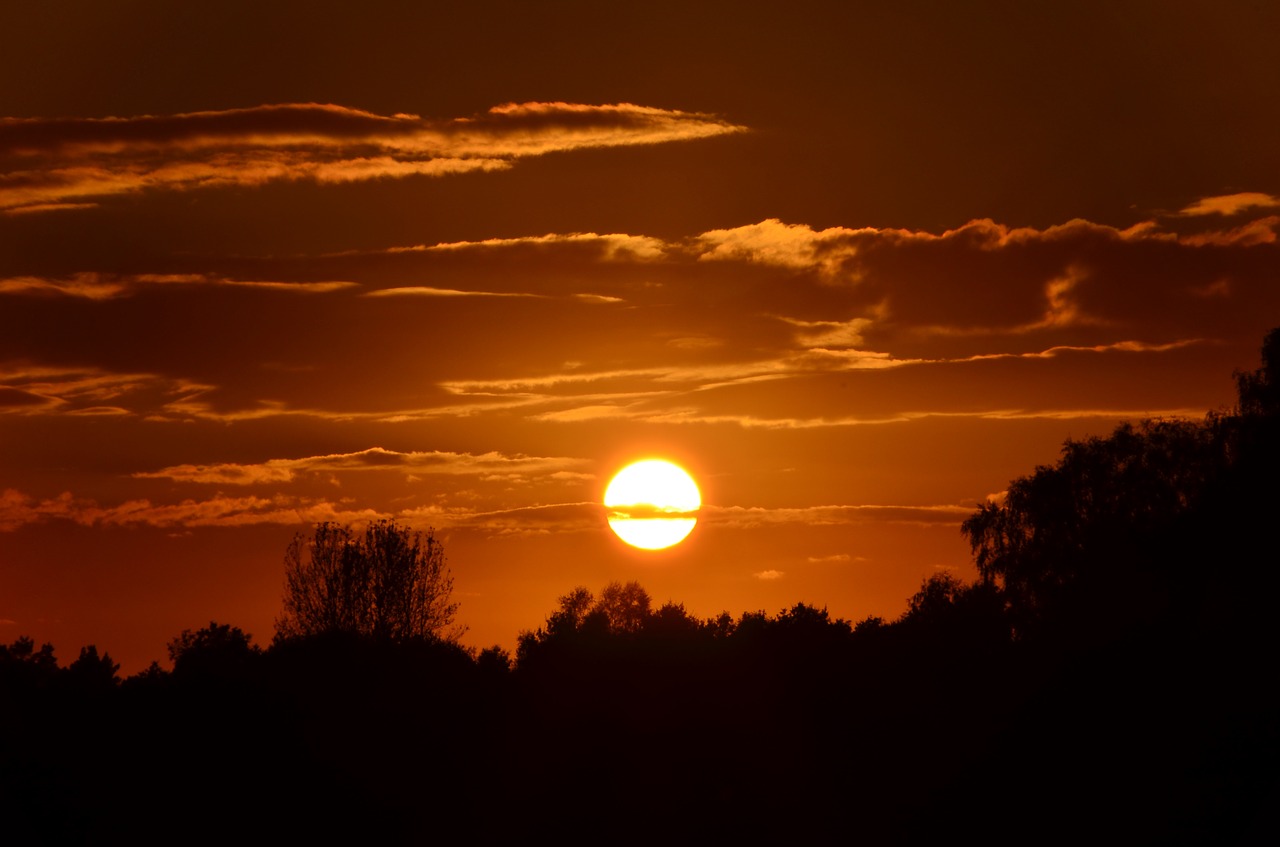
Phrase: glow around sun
[{"left": 604, "top": 459, "right": 701, "bottom": 550}]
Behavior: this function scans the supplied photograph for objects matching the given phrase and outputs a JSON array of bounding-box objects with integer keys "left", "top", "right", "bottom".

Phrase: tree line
[{"left": 3, "top": 329, "right": 1278, "bottom": 844}]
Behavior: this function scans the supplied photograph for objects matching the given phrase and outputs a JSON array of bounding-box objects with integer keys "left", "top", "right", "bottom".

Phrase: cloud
[
  {"left": 0, "top": 488, "right": 388, "bottom": 531},
  {"left": 705, "top": 503, "right": 974, "bottom": 528},
  {"left": 444, "top": 349, "right": 908, "bottom": 398},
  {"left": 135, "top": 447, "right": 590, "bottom": 485},
  {"left": 685, "top": 215, "right": 1280, "bottom": 343},
  {"left": 388, "top": 231, "right": 668, "bottom": 261},
  {"left": 1178, "top": 216, "right": 1279, "bottom": 247},
  {"left": 0, "top": 364, "right": 208, "bottom": 417},
  {"left": 806, "top": 554, "right": 853, "bottom": 563},
  {"left": 0, "top": 385, "right": 54, "bottom": 410},
  {"left": 1177, "top": 192, "right": 1280, "bottom": 217},
  {"left": 695, "top": 218, "right": 871, "bottom": 276},
  {"left": 0, "top": 102, "right": 744, "bottom": 212},
  {"left": 363, "top": 286, "right": 542, "bottom": 299},
  {"left": 4, "top": 205, "right": 1266, "bottom": 430},
  {"left": 451, "top": 337, "right": 1207, "bottom": 430},
  {"left": 0, "top": 485, "right": 602, "bottom": 535},
  {"left": 0, "top": 273, "right": 358, "bottom": 299},
  {"left": 954, "top": 339, "right": 1203, "bottom": 359},
  {"left": 780, "top": 316, "right": 873, "bottom": 348},
  {"left": 754, "top": 570, "right": 784, "bottom": 580},
  {"left": 628, "top": 406, "right": 1210, "bottom": 430},
  {"left": 399, "top": 501, "right": 604, "bottom": 536},
  {"left": 3, "top": 486, "right": 973, "bottom": 537}
]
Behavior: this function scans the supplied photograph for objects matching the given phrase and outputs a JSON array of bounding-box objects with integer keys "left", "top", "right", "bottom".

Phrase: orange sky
[{"left": 2, "top": 1, "right": 1279, "bottom": 672}]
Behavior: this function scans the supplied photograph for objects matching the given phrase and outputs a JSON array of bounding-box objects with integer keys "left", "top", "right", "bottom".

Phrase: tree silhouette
[
  {"left": 961, "top": 418, "right": 1222, "bottom": 635},
  {"left": 62, "top": 645, "right": 119, "bottom": 690},
  {"left": 168, "top": 621, "right": 261, "bottom": 679},
  {"left": 594, "top": 581, "right": 651, "bottom": 633},
  {"left": 961, "top": 326, "right": 1280, "bottom": 643},
  {"left": 0, "top": 636, "right": 59, "bottom": 691},
  {"left": 1234, "top": 326, "right": 1280, "bottom": 417},
  {"left": 276, "top": 520, "right": 461, "bottom": 643}
]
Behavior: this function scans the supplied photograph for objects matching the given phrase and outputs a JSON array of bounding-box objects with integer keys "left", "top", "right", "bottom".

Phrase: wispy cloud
[
  {"left": 1178, "top": 216, "right": 1279, "bottom": 247},
  {"left": 1176, "top": 192, "right": 1280, "bottom": 217},
  {"left": 618, "top": 406, "right": 1210, "bottom": 430},
  {"left": 704, "top": 503, "right": 974, "bottom": 528},
  {"left": 0, "top": 363, "right": 208, "bottom": 417},
  {"left": 135, "top": 447, "right": 590, "bottom": 485},
  {"left": 0, "top": 102, "right": 744, "bottom": 212},
  {"left": 0, "top": 273, "right": 357, "bottom": 299},
  {"left": 955, "top": 338, "right": 1204, "bottom": 361},
  {"left": 0, "top": 486, "right": 603, "bottom": 535},
  {"left": 399, "top": 501, "right": 604, "bottom": 536},
  {"left": 385, "top": 231, "right": 668, "bottom": 261},
  {"left": 363, "top": 286, "right": 542, "bottom": 299},
  {"left": 806, "top": 554, "right": 854, "bottom": 564},
  {"left": 0, "top": 488, "right": 386, "bottom": 531}
]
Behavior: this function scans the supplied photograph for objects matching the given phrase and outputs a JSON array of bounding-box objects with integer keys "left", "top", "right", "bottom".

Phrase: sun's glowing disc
[{"left": 604, "top": 459, "right": 701, "bottom": 550}]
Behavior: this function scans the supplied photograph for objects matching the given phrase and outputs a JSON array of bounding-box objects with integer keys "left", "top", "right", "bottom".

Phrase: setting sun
[{"left": 604, "top": 459, "right": 701, "bottom": 550}]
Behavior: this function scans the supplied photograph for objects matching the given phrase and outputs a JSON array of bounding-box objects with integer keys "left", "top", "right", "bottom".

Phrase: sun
[{"left": 604, "top": 459, "right": 701, "bottom": 550}]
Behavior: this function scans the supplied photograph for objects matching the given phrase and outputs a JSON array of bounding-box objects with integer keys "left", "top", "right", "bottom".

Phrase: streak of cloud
[
  {"left": 0, "top": 364, "right": 209, "bottom": 417},
  {"left": 363, "top": 287, "right": 542, "bottom": 299},
  {"left": 0, "top": 485, "right": 607, "bottom": 535},
  {"left": 391, "top": 231, "right": 668, "bottom": 261},
  {"left": 135, "top": 447, "right": 590, "bottom": 485},
  {"left": 0, "top": 102, "right": 744, "bottom": 212},
  {"left": 704, "top": 503, "right": 974, "bottom": 528},
  {"left": 0, "top": 273, "right": 358, "bottom": 299},
  {"left": 1176, "top": 192, "right": 1280, "bottom": 217},
  {"left": 0, "top": 488, "right": 386, "bottom": 531}
]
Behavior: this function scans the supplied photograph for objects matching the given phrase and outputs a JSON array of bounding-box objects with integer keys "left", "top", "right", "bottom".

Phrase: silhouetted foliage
[
  {"left": 594, "top": 580, "right": 651, "bottom": 632},
  {"left": 276, "top": 519, "right": 461, "bottom": 643},
  {"left": 62, "top": 645, "right": 119, "bottom": 690},
  {"left": 1234, "top": 326, "right": 1280, "bottom": 417},
  {"left": 515, "top": 581, "right": 657, "bottom": 665},
  {"left": 963, "top": 418, "right": 1223, "bottom": 636},
  {"left": 961, "top": 328, "right": 1280, "bottom": 647},
  {"left": 475, "top": 644, "right": 512, "bottom": 674},
  {"left": 643, "top": 601, "right": 702, "bottom": 639},
  {"left": 167, "top": 621, "right": 261, "bottom": 681},
  {"left": 0, "top": 636, "right": 59, "bottom": 689}
]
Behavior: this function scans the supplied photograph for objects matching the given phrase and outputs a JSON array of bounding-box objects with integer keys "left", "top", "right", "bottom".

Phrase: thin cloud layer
[
  {"left": 687, "top": 214, "right": 1280, "bottom": 338},
  {"left": 0, "top": 488, "right": 386, "bottom": 531},
  {"left": 704, "top": 503, "right": 973, "bottom": 528},
  {"left": 0, "top": 364, "right": 208, "bottom": 417},
  {"left": 0, "top": 273, "right": 358, "bottom": 299},
  {"left": 0, "top": 487, "right": 976, "bottom": 536},
  {"left": 136, "top": 447, "right": 590, "bottom": 485},
  {"left": 0, "top": 102, "right": 743, "bottom": 212},
  {"left": 393, "top": 231, "right": 668, "bottom": 261},
  {"left": 0, "top": 486, "right": 604, "bottom": 536},
  {"left": 2, "top": 208, "right": 1272, "bottom": 430}
]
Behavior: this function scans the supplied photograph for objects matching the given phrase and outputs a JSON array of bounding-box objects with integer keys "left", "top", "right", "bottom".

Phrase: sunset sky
[{"left": 2, "top": 1, "right": 1278, "bottom": 671}]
